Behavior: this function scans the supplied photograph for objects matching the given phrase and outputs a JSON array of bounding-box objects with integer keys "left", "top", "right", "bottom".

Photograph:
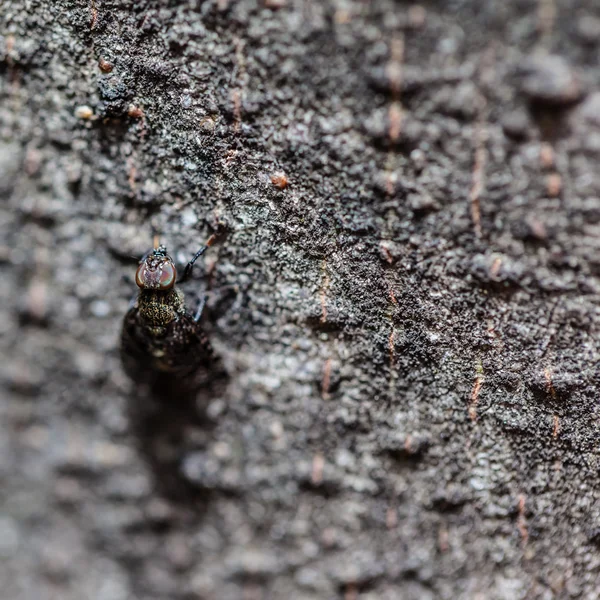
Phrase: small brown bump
[
  {"left": 90, "top": 3, "right": 98, "bottom": 30},
  {"left": 344, "top": 583, "right": 358, "bottom": 600},
  {"left": 25, "top": 277, "right": 48, "bottom": 323},
  {"left": 517, "top": 494, "right": 529, "bottom": 547},
  {"left": 386, "top": 506, "right": 398, "bottom": 529},
  {"left": 385, "top": 171, "right": 398, "bottom": 197},
  {"left": 544, "top": 367, "right": 557, "bottom": 399},
  {"left": 334, "top": 8, "right": 351, "bottom": 24},
  {"left": 537, "top": 0, "right": 556, "bottom": 35},
  {"left": 408, "top": 5, "right": 427, "bottom": 28},
  {"left": 321, "top": 527, "right": 336, "bottom": 548},
  {"left": 381, "top": 243, "right": 394, "bottom": 265},
  {"left": 264, "top": 0, "right": 286, "bottom": 7},
  {"left": 380, "top": 241, "right": 400, "bottom": 264},
  {"left": 438, "top": 524, "right": 449, "bottom": 552},
  {"left": 388, "top": 101, "right": 403, "bottom": 143},
  {"left": 127, "top": 104, "right": 144, "bottom": 119},
  {"left": 127, "top": 157, "right": 137, "bottom": 192},
  {"left": 546, "top": 173, "right": 562, "bottom": 197},
  {"left": 6, "top": 34, "right": 15, "bottom": 59},
  {"left": 388, "top": 328, "right": 396, "bottom": 366},
  {"left": 552, "top": 414, "right": 560, "bottom": 439},
  {"left": 231, "top": 89, "right": 242, "bottom": 132},
  {"left": 526, "top": 215, "right": 547, "bottom": 240},
  {"left": 75, "top": 105, "right": 94, "bottom": 120},
  {"left": 199, "top": 115, "right": 216, "bottom": 132},
  {"left": 98, "top": 58, "right": 113, "bottom": 73},
  {"left": 490, "top": 256, "right": 502, "bottom": 279},
  {"left": 539, "top": 142, "right": 554, "bottom": 168},
  {"left": 270, "top": 172, "right": 288, "bottom": 189},
  {"left": 24, "top": 147, "right": 42, "bottom": 176},
  {"left": 469, "top": 374, "right": 483, "bottom": 421},
  {"left": 311, "top": 452, "right": 324, "bottom": 486},
  {"left": 223, "top": 148, "right": 237, "bottom": 167}
]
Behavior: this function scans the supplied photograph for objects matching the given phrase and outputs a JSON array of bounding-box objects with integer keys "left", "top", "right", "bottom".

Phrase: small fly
[{"left": 121, "top": 234, "right": 220, "bottom": 391}]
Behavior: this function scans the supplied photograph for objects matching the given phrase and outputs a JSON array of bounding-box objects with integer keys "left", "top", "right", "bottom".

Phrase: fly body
[{"left": 121, "top": 237, "right": 218, "bottom": 389}]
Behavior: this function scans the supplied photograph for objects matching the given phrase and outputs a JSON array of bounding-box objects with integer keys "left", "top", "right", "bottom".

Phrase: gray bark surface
[{"left": 1, "top": 1, "right": 599, "bottom": 599}]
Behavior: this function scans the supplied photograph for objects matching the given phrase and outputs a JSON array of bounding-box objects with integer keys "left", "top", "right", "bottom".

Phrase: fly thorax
[{"left": 138, "top": 289, "right": 183, "bottom": 327}]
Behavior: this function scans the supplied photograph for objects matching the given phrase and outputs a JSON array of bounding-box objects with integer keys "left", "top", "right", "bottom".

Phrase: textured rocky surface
[{"left": 1, "top": 1, "right": 599, "bottom": 599}]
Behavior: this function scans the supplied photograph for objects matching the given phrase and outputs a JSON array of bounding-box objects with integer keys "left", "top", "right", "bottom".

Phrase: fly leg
[
  {"left": 178, "top": 233, "right": 218, "bottom": 284},
  {"left": 194, "top": 294, "right": 208, "bottom": 322},
  {"left": 128, "top": 292, "right": 138, "bottom": 310}
]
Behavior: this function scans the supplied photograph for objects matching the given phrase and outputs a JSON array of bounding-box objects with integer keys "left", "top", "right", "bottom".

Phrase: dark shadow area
[{"left": 126, "top": 369, "right": 229, "bottom": 507}]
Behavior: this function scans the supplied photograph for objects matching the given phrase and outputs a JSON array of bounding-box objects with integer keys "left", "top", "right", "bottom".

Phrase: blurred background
[{"left": 1, "top": 1, "right": 599, "bottom": 599}]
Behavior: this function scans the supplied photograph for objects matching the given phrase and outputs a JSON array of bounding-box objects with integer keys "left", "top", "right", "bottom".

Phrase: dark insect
[{"left": 121, "top": 235, "right": 219, "bottom": 392}]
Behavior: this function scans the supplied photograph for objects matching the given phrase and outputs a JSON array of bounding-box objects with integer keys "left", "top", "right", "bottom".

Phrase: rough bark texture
[{"left": 1, "top": 1, "right": 600, "bottom": 599}]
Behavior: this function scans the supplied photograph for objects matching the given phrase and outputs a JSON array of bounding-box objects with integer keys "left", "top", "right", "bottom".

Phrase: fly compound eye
[
  {"left": 158, "top": 262, "right": 176, "bottom": 290},
  {"left": 135, "top": 263, "right": 147, "bottom": 289}
]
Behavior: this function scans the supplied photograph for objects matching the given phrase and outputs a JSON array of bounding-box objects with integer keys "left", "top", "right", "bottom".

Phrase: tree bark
[{"left": 1, "top": 1, "right": 599, "bottom": 599}]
